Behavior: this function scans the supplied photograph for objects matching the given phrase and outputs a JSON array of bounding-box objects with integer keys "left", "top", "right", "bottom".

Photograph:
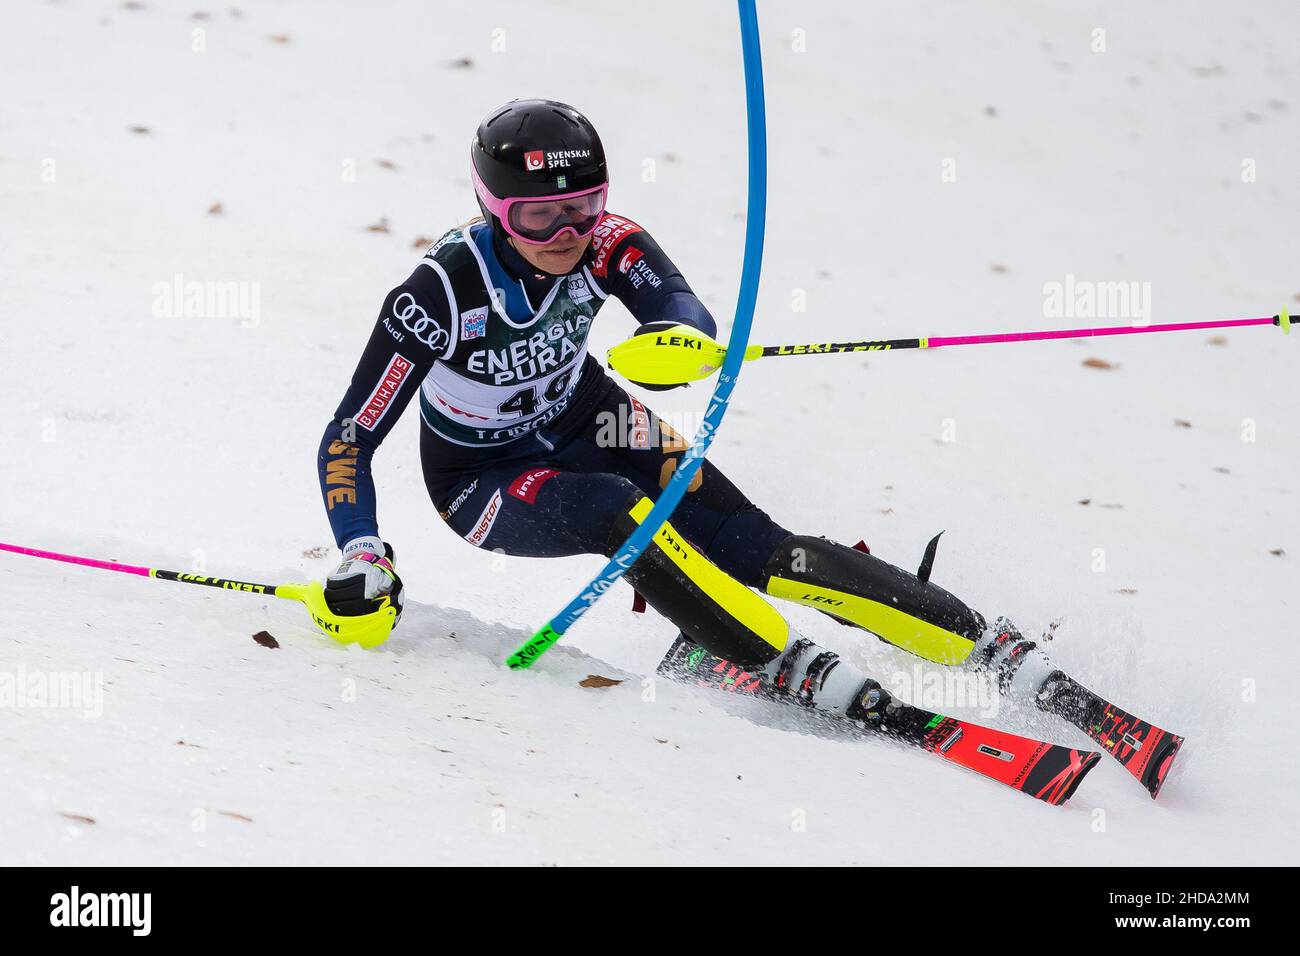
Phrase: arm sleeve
[
  {"left": 317, "top": 272, "right": 451, "bottom": 548},
  {"left": 588, "top": 213, "right": 718, "bottom": 338}
]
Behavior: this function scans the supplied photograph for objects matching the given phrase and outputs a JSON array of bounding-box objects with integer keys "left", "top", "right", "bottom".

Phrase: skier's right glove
[
  {"left": 607, "top": 321, "right": 725, "bottom": 390},
  {"left": 325, "top": 536, "right": 405, "bottom": 624},
  {"left": 622, "top": 321, "right": 705, "bottom": 391}
]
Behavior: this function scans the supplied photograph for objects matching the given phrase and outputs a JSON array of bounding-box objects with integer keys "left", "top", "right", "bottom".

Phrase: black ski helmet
[{"left": 470, "top": 99, "right": 608, "bottom": 233}]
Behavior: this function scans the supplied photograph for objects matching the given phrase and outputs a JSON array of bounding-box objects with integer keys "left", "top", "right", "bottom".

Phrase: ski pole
[
  {"left": 607, "top": 309, "right": 1292, "bottom": 386},
  {"left": 0, "top": 541, "right": 396, "bottom": 648}
]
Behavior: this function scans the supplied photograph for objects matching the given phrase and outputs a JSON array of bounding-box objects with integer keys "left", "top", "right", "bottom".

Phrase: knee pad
[
  {"left": 606, "top": 493, "right": 789, "bottom": 668},
  {"left": 761, "top": 534, "right": 985, "bottom": 665}
]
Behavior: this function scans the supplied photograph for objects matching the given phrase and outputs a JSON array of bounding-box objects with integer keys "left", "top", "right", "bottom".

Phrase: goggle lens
[{"left": 505, "top": 188, "right": 606, "bottom": 243}]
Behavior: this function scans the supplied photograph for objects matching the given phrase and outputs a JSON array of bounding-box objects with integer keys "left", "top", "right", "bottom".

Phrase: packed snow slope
[{"left": 2, "top": 1, "right": 1297, "bottom": 865}]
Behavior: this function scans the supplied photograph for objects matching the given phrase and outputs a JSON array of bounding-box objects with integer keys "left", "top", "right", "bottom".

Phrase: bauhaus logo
[{"left": 356, "top": 353, "right": 414, "bottom": 431}]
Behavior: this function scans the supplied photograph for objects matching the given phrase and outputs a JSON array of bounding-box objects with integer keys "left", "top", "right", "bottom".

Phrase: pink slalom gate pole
[
  {"left": 926, "top": 316, "right": 1281, "bottom": 349},
  {"left": 754, "top": 309, "right": 1291, "bottom": 358},
  {"left": 0, "top": 539, "right": 287, "bottom": 593},
  {"left": 0, "top": 541, "right": 153, "bottom": 577}
]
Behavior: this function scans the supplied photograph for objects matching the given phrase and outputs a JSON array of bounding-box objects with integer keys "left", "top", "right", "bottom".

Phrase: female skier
[{"left": 317, "top": 99, "right": 1181, "bottom": 797}]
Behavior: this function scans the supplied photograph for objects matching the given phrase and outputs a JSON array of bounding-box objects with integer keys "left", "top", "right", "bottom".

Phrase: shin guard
[
  {"left": 606, "top": 496, "right": 790, "bottom": 667},
  {"left": 761, "top": 534, "right": 985, "bottom": 664}
]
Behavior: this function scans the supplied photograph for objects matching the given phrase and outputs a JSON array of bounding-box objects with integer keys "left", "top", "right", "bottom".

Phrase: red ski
[
  {"left": 658, "top": 636, "right": 1100, "bottom": 806},
  {"left": 906, "top": 712, "right": 1101, "bottom": 806},
  {"left": 1037, "top": 674, "right": 1184, "bottom": 799}
]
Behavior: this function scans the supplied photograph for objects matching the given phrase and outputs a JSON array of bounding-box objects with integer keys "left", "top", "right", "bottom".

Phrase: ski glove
[
  {"left": 625, "top": 320, "right": 700, "bottom": 391},
  {"left": 326, "top": 536, "right": 405, "bottom": 623}
]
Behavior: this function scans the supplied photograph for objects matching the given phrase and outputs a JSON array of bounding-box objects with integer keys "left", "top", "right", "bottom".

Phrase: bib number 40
[{"left": 497, "top": 370, "right": 572, "bottom": 418}]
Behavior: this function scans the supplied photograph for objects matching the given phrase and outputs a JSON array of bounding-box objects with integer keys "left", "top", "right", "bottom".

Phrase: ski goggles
[{"left": 473, "top": 167, "right": 608, "bottom": 245}]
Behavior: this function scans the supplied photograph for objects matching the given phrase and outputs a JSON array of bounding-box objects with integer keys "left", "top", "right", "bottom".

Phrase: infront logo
[{"left": 508, "top": 468, "right": 558, "bottom": 504}]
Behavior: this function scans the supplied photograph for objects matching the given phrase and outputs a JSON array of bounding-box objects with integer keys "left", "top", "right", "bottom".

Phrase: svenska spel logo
[
  {"left": 618, "top": 246, "right": 644, "bottom": 274},
  {"left": 523, "top": 150, "right": 545, "bottom": 171}
]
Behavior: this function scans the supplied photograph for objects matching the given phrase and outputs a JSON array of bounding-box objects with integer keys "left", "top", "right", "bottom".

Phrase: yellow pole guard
[
  {"left": 606, "top": 324, "right": 762, "bottom": 386},
  {"left": 276, "top": 581, "right": 398, "bottom": 649}
]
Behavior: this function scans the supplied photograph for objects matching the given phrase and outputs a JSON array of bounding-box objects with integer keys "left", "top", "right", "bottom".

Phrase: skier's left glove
[
  {"left": 624, "top": 320, "right": 703, "bottom": 391},
  {"left": 325, "top": 536, "right": 405, "bottom": 624}
]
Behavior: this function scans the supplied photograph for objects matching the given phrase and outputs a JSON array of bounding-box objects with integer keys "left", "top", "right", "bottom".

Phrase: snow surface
[{"left": 1, "top": 0, "right": 1297, "bottom": 865}]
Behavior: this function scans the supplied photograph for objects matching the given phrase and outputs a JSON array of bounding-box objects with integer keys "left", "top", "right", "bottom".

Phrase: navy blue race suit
[
  {"left": 318, "top": 213, "right": 988, "bottom": 669},
  {"left": 318, "top": 214, "right": 790, "bottom": 587}
]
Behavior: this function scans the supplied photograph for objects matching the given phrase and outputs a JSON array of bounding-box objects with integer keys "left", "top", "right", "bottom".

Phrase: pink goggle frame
[{"left": 472, "top": 162, "right": 609, "bottom": 246}]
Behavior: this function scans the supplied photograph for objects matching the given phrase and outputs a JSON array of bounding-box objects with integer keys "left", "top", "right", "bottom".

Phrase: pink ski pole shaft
[{"left": 754, "top": 310, "right": 1291, "bottom": 357}]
